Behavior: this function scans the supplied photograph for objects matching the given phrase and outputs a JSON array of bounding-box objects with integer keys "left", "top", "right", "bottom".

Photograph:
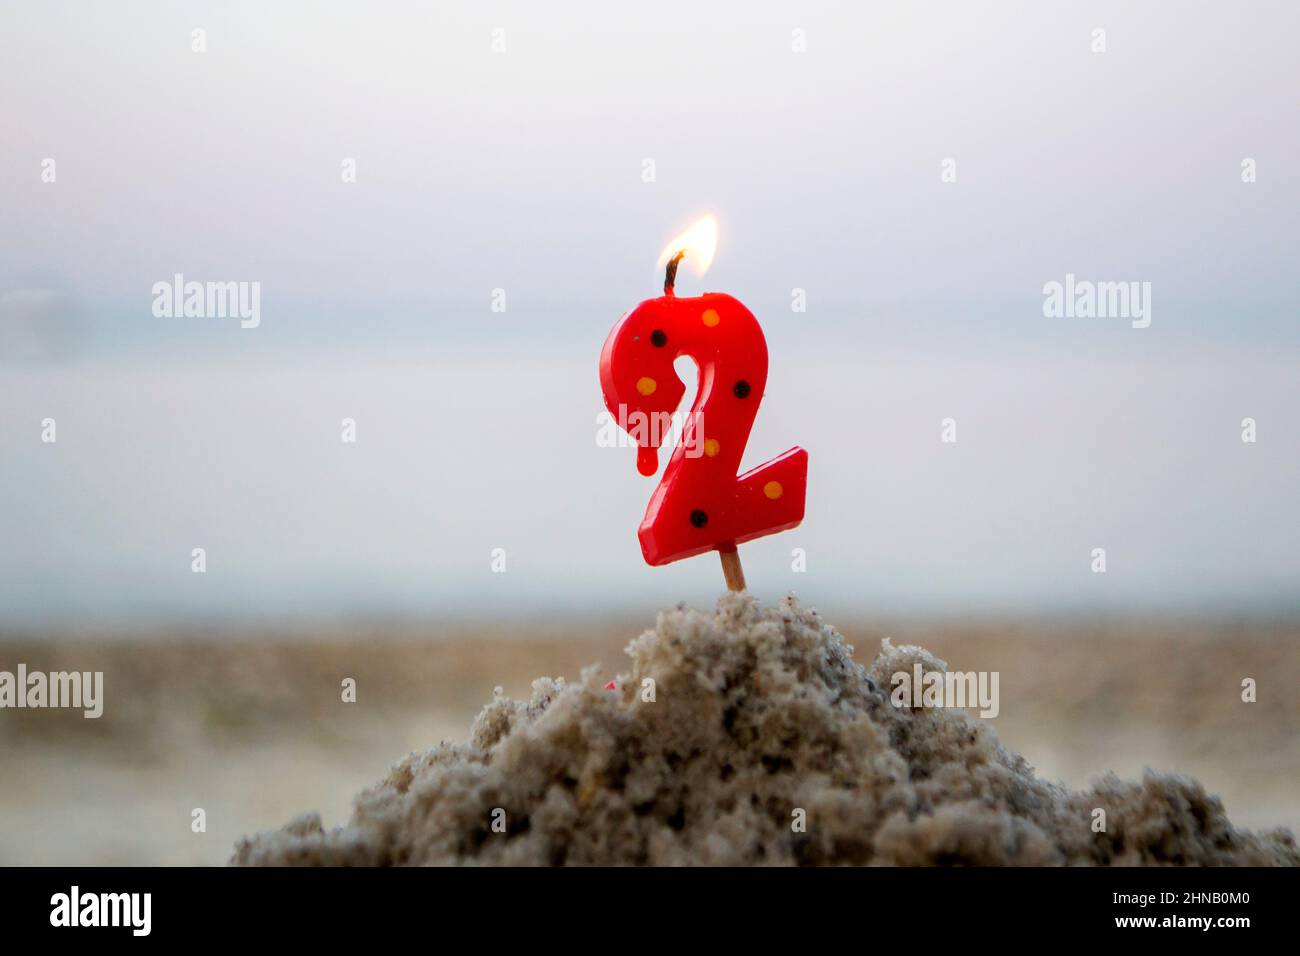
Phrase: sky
[{"left": 1, "top": 1, "right": 1297, "bottom": 627}]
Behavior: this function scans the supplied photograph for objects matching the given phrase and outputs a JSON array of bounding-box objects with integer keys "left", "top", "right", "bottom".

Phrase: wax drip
[{"left": 637, "top": 444, "right": 658, "bottom": 476}]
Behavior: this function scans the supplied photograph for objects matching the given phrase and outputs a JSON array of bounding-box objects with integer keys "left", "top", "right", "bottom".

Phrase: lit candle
[{"left": 599, "top": 217, "right": 808, "bottom": 591}]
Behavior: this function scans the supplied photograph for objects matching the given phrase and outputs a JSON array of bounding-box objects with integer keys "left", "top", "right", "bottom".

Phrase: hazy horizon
[{"left": 3, "top": 1, "right": 1297, "bottom": 627}]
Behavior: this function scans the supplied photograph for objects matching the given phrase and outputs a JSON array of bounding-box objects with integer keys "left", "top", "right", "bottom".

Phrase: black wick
[{"left": 663, "top": 250, "right": 686, "bottom": 296}]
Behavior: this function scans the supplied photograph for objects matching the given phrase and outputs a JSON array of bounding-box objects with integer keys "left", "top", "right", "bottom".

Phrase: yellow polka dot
[
  {"left": 701, "top": 308, "right": 720, "bottom": 327},
  {"left": 704, "top": 438, "right": 720, "bottom": 458},
  {"left": 635, "top": 376, "right": 657, "bottom": 396},
  {"left": 763, "top": 481, "right": 783, "bottom": 500}
]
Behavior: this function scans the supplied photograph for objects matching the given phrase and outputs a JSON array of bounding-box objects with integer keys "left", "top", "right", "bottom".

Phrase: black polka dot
[
  {"left": 650, "top": 329, "right": 668, "bottom": 347},
  {"left": 733, "top": 380, "right": 752, "bottom": 399},
  {"left": 690, "top": 509, "right": 709, "bottom": 528}
]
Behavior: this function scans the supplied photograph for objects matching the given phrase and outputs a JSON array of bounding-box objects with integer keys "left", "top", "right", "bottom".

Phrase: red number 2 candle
[{"left": 599, "top": 217, "right": 808, "bottom": 590}]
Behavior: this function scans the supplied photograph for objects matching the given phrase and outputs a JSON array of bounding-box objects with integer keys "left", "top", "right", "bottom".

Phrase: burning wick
[
  {"left": 663, "top": 250, "right": 686, "bottom": 296},
  {"left": 657, "top": 215, "right": 717, "bottom": 297}
]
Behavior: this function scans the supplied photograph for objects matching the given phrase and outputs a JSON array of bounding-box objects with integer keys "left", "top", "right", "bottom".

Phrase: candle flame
[{"left": 657, "top": 216, "right": 718, "bottom": 280}]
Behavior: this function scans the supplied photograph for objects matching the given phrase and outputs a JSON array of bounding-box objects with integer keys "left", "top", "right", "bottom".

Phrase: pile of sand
[{"left": 233, "top": 595, "right": 1298, "bottom": 866}]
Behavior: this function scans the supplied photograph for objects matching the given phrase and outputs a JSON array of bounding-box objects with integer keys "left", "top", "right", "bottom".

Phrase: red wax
[{"left": 599, "top": 291, "right": 808, "bottom": 566}]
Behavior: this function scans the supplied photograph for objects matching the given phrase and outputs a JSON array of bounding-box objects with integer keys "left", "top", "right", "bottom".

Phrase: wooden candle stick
[{"left": 718, "top": 547, "right": 747, "bottom": 592}]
